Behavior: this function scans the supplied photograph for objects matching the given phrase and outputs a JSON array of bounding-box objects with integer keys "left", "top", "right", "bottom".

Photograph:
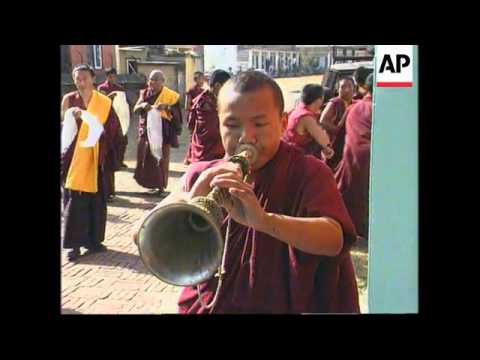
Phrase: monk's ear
[{"left": 280, "top": 112, "right": 288, "bottom": 132}]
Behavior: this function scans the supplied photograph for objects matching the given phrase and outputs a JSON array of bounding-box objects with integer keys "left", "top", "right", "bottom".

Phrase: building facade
[
  {"left": 61, "top": 45, "right": 116, "bottom": 75},
  {"left": 203, "top": 45, "right": 301, "bottom": 76},
  {"left": 114, "top": 45, "right": 204, "bottom": 105}
]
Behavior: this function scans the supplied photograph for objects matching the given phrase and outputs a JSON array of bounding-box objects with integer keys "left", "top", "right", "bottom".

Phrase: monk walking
[
  {"left": 61, "top": 64, "right": 122, "bottom": 261},
  {"left": 335, "top": 73, "right": 374, "bottom": 241},
  {"left": 319, "top": 77, "right": 356, "bottom": 170},
  {"left": 97, "top": 67, "right": 127, "bottom": 201},
  {"left": 184, "top": 71, "right": 205, "bottom": 165},
  {"left": 186, "top": 69, "right": 231, "bottom": 164},
  {"left": 133, "top": 70, "right": 183, "bottom": 195}
]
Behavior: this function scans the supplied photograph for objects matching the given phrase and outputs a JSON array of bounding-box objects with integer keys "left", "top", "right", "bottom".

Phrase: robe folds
[
  {"left": 178, "top": 140, "right": 360, "bottom": 314},
  {"left": 186, "top": 90, "right": 225, "bottom": 164},
  {"left": 334, "top": 94, "right": 372, "bottom": 240}
]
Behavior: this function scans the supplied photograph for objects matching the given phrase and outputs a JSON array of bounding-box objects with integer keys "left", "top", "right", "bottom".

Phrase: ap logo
[{"left": 376, "top": 45, "right": 413, "bottom": 87}]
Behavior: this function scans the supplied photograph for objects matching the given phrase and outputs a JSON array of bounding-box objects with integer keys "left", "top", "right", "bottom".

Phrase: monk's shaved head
[
  {"left": 148, "top": 70, "right": 165, "bottom": 93},
  {"left": 220, "top": 71, "right": 284, "bottom": 116},
  {"left": 149, "top": 70, "right": 165, "bottom": 82}
]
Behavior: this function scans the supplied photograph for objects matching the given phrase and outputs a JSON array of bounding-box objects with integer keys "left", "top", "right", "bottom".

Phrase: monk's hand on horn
[
  {"left": 188, "top": 162, "right": 243, "bottom": 199},
  {"left": 210, "top": 175, "right": 265, "bottom": 229}
]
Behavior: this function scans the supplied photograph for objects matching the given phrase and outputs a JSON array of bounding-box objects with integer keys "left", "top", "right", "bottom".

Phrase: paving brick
[
  {"left": 109, "top": 289, "right": 138, "bottom": 301},
  {"left": 70, "top": 287, "right": 113, "bottom": 300},
  {"left": 79, "top": 277, "right": 104, "bottom": 287},
  {"left": 110, "top": 280, "right": 148, "bottom": 291},
  {"left": 65, "top": 297, "right": 87, "bottom": 310}
]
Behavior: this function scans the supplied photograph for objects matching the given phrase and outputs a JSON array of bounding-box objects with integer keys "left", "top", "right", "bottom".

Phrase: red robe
[
  {"left": 178, "top": 140, "right": 360, "bottom": 313},
  {"left": 134, "top": 88, "right": 182, "bottom": 190},
  {"left": 184, "top": 85, "right": 206, "bottom": 164},
  {"left": 97, "top": 81, "right": 128, "bottom": 196},
  {"left": 321, "top": 97, "right": 357, "bottom": 170},
  {"left": 61, "top": 91, "right": 122, "bottom": 249},
  {"left": 186, "top": 90, "right": 225, "bottom": 164},
  {"left": 282, "top": 102, "right": 322, "bottom": 159},
  {"left": 185, "top": 85, "right": 204, "bottom": 131},
  {"left": 97, "top": 80, "right": 124, "bottom": 94},
  {"left": 334, "top": 94, "right": 372, "bottom": 239}
]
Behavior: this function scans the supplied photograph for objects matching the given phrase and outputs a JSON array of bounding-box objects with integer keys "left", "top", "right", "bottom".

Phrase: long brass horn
[{"left": 136, "top": 144, "right": 258, "bottom": 287}]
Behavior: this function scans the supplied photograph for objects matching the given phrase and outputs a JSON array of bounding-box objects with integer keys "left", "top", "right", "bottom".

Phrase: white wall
[{"left": 203, "top": 45, "right": 237, "bottom": 73}]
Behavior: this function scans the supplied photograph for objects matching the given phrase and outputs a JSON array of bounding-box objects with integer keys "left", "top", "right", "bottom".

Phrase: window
[
  {"left": 93, "top": 45, "right": 102, "bottom": 69},
  {"left": 126, "top": 59, "right": 137, "bottom": 74}
]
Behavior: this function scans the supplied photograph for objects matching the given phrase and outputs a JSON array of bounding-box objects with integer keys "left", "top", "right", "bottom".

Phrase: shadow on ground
[
  {"left": 117, "top": 167, "right": 185, "bottom": 179},
  {"left": 107, "top": 213, "right": 131, "bottom": 224},
  {"left": 107, "top": 195, "right": 167, "bottom": 210},
  {"left": 114, "top": 191, "right": 171, "bottom": 199},
  {"left": 74, "top": 248, "right": 151, "bottom": 275},
  {"left": 168, "top": 170, "right": 186, "bottom": 179},
  {"left": 61, "top": 308, "right": 83, "bottom": 315}
]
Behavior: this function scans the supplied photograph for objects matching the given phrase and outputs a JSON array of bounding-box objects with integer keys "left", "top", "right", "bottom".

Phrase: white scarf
[
  {"left": 146, "top": 108, "right": 163, "bottom": 162},
  {"left": 111, "top": 91, "right": 130, "bottom": 136},
  {"left": 61, "top": 108, "right": 104, "bottom": 153}
]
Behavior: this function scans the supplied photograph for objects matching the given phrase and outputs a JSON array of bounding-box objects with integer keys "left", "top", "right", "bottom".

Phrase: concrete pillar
[
  {"left": 114, "top": 45, "right": 123, "bottom": 73},
  {"left": 185, "top": 54, "right": 195, "bottom": 92}
]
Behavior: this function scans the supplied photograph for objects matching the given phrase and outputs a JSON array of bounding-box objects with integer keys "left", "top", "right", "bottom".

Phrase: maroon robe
[
  {"left": 282, "top": 102, "right": 323, "bottom": 159},
  {"left": 61, "top": 91, "right": 122, "bottom": 249},
  {"left": 352, "top": 92, "right": 364, "bottom": 100},
  {"left": 184, "top": 85, "right": 205, "bottom": 164},
  {"left": 97, "top": 81, "right": 128, "bottom": 196},
  {"left": 334, "top": 94, "right": 372, "bottom": 239},
  {"left": 321, "top": 97, "right": 357, "bottom": 170},
  {"left": 186, "top": 84, "right": 204, "bottom": 131},
  {"left": 97, "top": 80, "right": 124, "bottom": 94},
  {"left": 186, "top": 89, "right": 225, "bottom": 164},
  {"left": 134, "top": 87, "right": 182, "bottom": 190},
  {"left": 178, "top": 140, "right": 360, "bottom": 314}
]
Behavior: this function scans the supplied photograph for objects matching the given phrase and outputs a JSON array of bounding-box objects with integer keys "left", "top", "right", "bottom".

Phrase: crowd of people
[{"left": 61, "top": 64, "right": 373, "bottom": 313}]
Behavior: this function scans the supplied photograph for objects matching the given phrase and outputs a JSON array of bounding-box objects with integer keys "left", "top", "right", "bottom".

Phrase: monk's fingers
[
  {"left": 229, "top": 186, "right": 256, "bottom": 200},
  {"left": 216, "top": 188, "right": 234, "bottom": 210},
  {"left": 210, "top": 162, "right": 243, "bottom": 177},
  {"left": 210, "top": 178, "right": 252, "bottom": 192},
  {"left": 210, "top": 172, "right": 244, "bottom": 186},
  {"left": 229, "top": 185, "right": 258, "bottom": 207}
]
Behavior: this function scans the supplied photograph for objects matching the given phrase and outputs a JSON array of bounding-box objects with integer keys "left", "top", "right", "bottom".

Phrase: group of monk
[
  {"left": 283, "top": 66, "right": 374, "bottom": 241},
  {"left": 61, "top": 62, "right": 373, "bottom": 313},
  {"left": 61, "top": 65, "right": 183, "bottom": 262}
]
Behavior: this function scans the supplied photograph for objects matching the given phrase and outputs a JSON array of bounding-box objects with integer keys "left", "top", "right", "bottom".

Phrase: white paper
[
  {"left": 61, "top": 108, "right": 79, "bottom": 154},
  {"left": 111, "top": 91, "right": 130, "bottom": 136},
  {"left": 146, "top": 109, "right": 163, "bottom": 161}
]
